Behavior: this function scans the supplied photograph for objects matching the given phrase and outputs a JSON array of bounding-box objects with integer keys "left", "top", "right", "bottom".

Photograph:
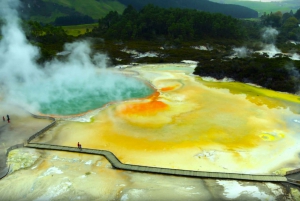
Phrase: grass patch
[{"left": 63, "top": 23, "right": 98, "bottom": 36}]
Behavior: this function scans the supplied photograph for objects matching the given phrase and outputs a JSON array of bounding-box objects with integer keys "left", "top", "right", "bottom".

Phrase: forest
[
  {"left": 118, "top": 0, "right": 258, "bottom": 18},
  {"left": 18, "top": 0, "right": 257, "bottom": 25},
  {"left": 5, "top": 5, "right": 300, "bottom": 93},
  {"left": 261, "top": 9, "right": 300, "bottom": 41},
  {"left": 192, "top": 9, "right": 300, "bottom": 93},
  {"left": 93, "top": 5, "right": 245, "bottom": 40},
  {"left": 194, "top": 55, "right": 300, "bottom": 93},
  {"left": 91, "top": 5, "right": 300, "bottom": 42}
]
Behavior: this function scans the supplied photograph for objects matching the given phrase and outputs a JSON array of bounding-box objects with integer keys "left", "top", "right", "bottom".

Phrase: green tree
[
  {"left": 282, "top": 17, "right": 299, "bottom": 37},
  {"left": 98, "top": 11, "right": 119, "bottom": 30},
  {"left": 94, "top": 5, "right": 246, "bottom": 41},
  {"left": 262, "top": 12, "right": 282, "bottom": 27},
  {"left": 294, "top": 9, "right": 300, "bottom": 20}
]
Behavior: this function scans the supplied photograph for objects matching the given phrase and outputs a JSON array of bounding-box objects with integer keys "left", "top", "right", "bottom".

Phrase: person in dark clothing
[{"left": 7, "top": 115, "right": 10, "bottom": 123}]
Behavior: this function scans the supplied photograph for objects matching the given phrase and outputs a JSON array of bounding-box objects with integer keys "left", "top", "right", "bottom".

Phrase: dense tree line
[
  {"left": 23, "top": 21, "right": 73, "bottom": 62},
  {"left": 194, "top": 55, "right": 300, "bottom": 93},
  {"left": 93, "top": 5, "right": 245, "bottom": 40},
  {"left": 118, "top": 0, "right": 258, "bottom": 18},
  {"left": 25, "top": 21, "right": 69, "bottom": 43}
]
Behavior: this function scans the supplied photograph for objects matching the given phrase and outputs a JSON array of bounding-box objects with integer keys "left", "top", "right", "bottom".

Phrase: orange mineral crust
[
  {"left": 161, "top": 86, "right": 176, "bottom": 91},
  {"left": 118, "top": 92, "right": 169, "bottom": 116},
  {"left": 36, "top": 64, "right": 300, "bottom": 174},
  {"left": 119, "top": 100, "right": 168, "bottom": 115}
]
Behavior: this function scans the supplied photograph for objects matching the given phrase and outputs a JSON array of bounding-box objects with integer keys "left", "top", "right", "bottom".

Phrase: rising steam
[
  {"left": 262, "top": 27, "right": 279, "bottom": 44},
  {"left": 259, "top": 27, "right": 282, "bottom": 57},
  {"left": 0, "top": 0, "right": 151, "bottom": 115},
  {"left": 232, "top": 47, "right": 252, "bottom": 58},
  {"left": 230, "top": 28, "right": 282, "bottom": 59}
]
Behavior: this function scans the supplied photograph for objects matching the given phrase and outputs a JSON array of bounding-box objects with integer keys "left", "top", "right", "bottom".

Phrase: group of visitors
[
  {"left": 77, "top": 142, "right": 82, "bottom": 150},
  {"left": 2, "top": 114, "right": 10, "bottom": 123}
]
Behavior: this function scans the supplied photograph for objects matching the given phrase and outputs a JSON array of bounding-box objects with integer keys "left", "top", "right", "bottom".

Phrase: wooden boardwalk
[
  {"left": 3, "top": 112, "right": 299, "bottom": 185},
  {"left": 0, "top": 167, "right": 9, "bottom": 180},
  {"left": 26, "top": 143, "right": 287, "bottom": 182}
]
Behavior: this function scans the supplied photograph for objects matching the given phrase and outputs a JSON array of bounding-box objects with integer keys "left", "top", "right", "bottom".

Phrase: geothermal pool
[
  {"left": 21, "top": 72, "right": 154, "bottom": 116},
  {"left": 31, "top": 63, "right": 300, "bottom": 175},
  {"left": 2, "top": 63, "right": 300, "bottom": 200}
]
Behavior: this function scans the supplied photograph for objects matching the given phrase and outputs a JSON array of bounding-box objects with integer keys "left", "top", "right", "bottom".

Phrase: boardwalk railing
[
  {"left": 26, "top": 143, "right": 287, "bottom": 183},
  {"left": 6, "top": 144, "right": 24, "bottom": 157},
  {"left": 286, "top": 168, "right": 300, "bottom": 176},
  {"left": 287, "top": 177, "right": 300, "bottom": 184},
  {"left": 3, "top": 113, "right": 300, "bottom": 185},
  {"left": 1, "top": 114, "right": 56, "bottom": 180},
  {"left": 4, "top": 114, "right": 55, "bottom": 157},
  {"left": 27, "top": 121, "right": 56, "bottom": 143},
  {"left": 27, "top": 114, "right": 56, "bottom": 143},
  {"left": 0, "top": 166, "right": 9, "bottom": 180}
]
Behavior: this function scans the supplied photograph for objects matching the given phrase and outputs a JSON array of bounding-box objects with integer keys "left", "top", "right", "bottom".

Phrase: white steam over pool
[{"left": 0, "top": 0, "right": 153, "bottom": 115}]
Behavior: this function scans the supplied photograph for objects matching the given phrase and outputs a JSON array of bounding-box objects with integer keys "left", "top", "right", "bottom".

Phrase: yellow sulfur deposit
[{"left": 35, "top": 64, "right": 300, "bottom": 174}]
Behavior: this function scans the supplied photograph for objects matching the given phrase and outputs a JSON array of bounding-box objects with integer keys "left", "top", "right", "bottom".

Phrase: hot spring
[
  {"left": 0, "top": 11, "right": 154, "bottom": 116},
  {"left": 14, "top": 71, "right": 155, "bottom": 116}
]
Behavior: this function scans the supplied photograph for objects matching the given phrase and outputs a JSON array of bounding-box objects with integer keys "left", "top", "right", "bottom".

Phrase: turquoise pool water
[{"left": 21, "top": 73, "right": 154, "bottom": 116}]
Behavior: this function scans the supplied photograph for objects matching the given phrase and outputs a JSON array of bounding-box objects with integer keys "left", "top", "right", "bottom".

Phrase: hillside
[
  {"left": 19, "top": 0, "right": 126, "bottom": 23},
  {"left": 209, "top": 0, "right": 300, "bottom": 16},
  {"left": 19, "top": 0, "right": 257, "bottom": 24},
  {"left": 118, "top": 0, "right": 258, "bottom": 18}
]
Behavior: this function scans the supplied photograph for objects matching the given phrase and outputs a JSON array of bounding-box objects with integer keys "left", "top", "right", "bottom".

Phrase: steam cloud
[
  {"left": 257, "top": 27, "right": 282, "bottom": 58},
  {"left": 291, "top": 53, "right": 300, "bottom": 61},
  {"left": 232, "top": 47, "right": 252, "bottom": 58},
  {"left": 0, "top": 0, "right": 150, "bottom": 115},
  {"left": 262, "top": 27, "right": 279, "bottom": 44},
  {"left": 231, "top": 29, "right": 281, "bottom": 59},
  {"left": 259, "top": 27, "right": 300, "bottom": 60}
]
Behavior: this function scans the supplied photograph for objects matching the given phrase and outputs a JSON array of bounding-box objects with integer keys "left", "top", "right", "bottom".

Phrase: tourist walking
[
  {"left": 2, "top": 116, "right": 5, "bottom": 121},
  {"left": 77, "top": 142, "right": 80, "bottom": 148},
  {"left": 6, "top": 115, "right": 10, "bottom": 123}
]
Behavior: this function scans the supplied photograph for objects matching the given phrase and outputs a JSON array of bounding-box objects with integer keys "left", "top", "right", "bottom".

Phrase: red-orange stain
[
  {"left": 121, "top": 101, "right": 169, "bottom": 116},
  {"left": 120, "top": 92, "right": 168, "bottom": 116},
  {"left": 161, "top": 86, "right": 176, "bottom": 91},
  {"left": 149, "top": 91, "right": 160, "bottom": 100}
]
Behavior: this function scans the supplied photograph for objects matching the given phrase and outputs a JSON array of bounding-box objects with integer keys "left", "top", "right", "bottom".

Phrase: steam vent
[{"left": 2, "top": 63, "right": 300, "bottom": 200}]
